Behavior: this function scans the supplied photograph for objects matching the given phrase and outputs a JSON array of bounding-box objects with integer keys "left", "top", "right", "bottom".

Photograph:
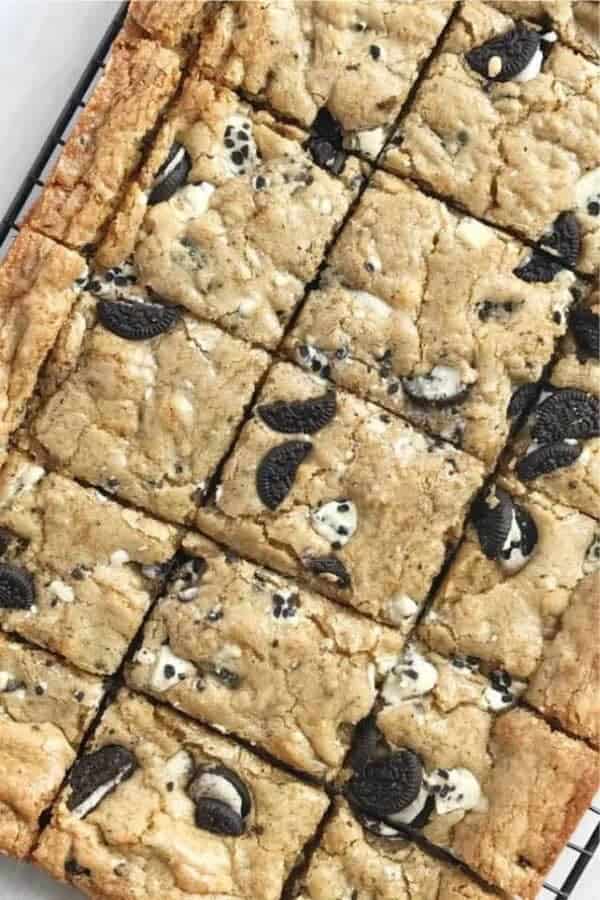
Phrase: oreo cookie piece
[
  {"left": 402, "top": 365, "right": 468, "bottom": 408},
  {"left": 466, "top": 24, "right": 542, "bottom": 82},
  {"left": 516, "top": 439, "right": 583, "bottom": 480},
  {"left": 570, "top": 308, "right": 600, "bottom": 358},
  {"left": 513, "top": 249, "right": 564, "bottom": 283},
  {"left": 67, "top": 745, "right": 138, "bottom": 817},
  {"left": 0, "top": 564, "right": 35, "bottom": 610},
  {"left": 257, "top": 389, "right": 336, "bottom": 434},
  {"left": 345, "top": 750, "right": 423, "bottom": 818},
  {"left": 98, "top": 299, "right": 180, "bottom": 341},
  {"left": 499, "top": 502, "right": 538, "bottom": 574},
  {"left": 471, "top": 487, "right": 514, "bottom": 561},
  {"left": 540, "top": 212, "right": 581, "bottom": 268},
  {"left": 167, "top": 554, "right": 208, "bottom": 603},
  {"left": 507, "top": 383, "right": 539, "bottom": 421},
  {"left": 310, "top": 499, "right": 357, "bottom": 548},
  {"left": 348, "top": 716, "right": 382, "bottom": 774},
  {"left": 295, "top": 344, "right": 331, "bottom": 379},
  {"left": 532, "top": 389, "right": 600, "bottom": 444},
  {"left": 149, "top": 142, "right": 192, "bottom": 205},
  {"left": 188, "top": 765, "right": 252, "bottom": 819},
  {"left": 256, "top": 440, "right": 312, "bottom": 509},
  {"left": 305, "top": 107, "right": 347, "bottom": 175},
  {"left": 194, "top": 798, "right": 244, "bottom": 836},
  {"left": 303, "top": 555, "right": 351, "bottom": 589}
]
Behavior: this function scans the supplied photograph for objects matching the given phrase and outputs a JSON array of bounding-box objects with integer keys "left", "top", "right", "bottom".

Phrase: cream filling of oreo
[
  {"left": 150, "top": 644, "right": 196, "bottom": 692},
  {"left": 153, "top": 145, "right": 188, "bottom": 191},
  {"left": 189, "top": 771, "right": 243, "bottom": 816},
  {"left": 382, "top": 649, "right": 438, "bottom": 704},
  {"left": 513, "top": 46, "right": 544, "bottom": 82},
  {"left": 72, "top": 771, "right": 131, "bottom": 819},
  {"left": 483, "top": 678, "right": 526, "bottom": 711},
  {"left": 223, "top": 115, "right": 257, "bottom": 177},
  {"left": 168, "top": 182, "right": 215, "bottom": 221},
  {"left": 310, "top": 500, "right": 357, "bottom": 547},
  {"left": 583, "top": 535, "right": 600, "bottom": 574},
  {"left": 385, "top": 784, "right": 430, "bottom": 827},
  {"left": 499, "top": 510, "right": 529, "bottom": 574},
  {"left": 2, "top": 462, "right": 45, "bottom": 503},
  {"left": 48, "top": 580, "right": 75, "bottom": 604},
  {"left": 296, "top": 343, "right": 330, "bottom": 376},
  {"left": 385, "top": 594, "right": 419, "bottom": 624},
  {"left": 404, "top": 365, "right": 465, "bottom": 403},
  {"left": 426, "top": 768, "right": 481, "bottom": 815},
  {"left": 343, "top": 126, "right": 385, "bottom": 159},
  {"left": 575, "top": 167, "right": 600, "bottom": 214}
]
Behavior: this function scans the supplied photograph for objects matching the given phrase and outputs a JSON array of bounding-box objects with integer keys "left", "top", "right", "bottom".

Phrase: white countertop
[{"left": 0, "top": 2, "right": 597, "bottom": 899}]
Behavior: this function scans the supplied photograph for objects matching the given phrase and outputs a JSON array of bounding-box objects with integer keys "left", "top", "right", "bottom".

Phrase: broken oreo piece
[
  {"left": 499, "top": 502, "right": 538, "bottom": 574},
  {"left": 67, "top": 745, "right": 137, "bottom": 817},
  {"left": 402, "top": 365, "right": 469, "bottom": 408},
  {"left": 471, "top": 487, "right": 514, "bottom": 561},
  {"left": 516, "top": 439, "right": 583, "bottom": 480},
  {"left": 310, "top": 499, "right": 357, "bottom": 547},
  {"left": 257, "top": 389, "right": 336, "bottom": 434},
  {"left": 570, "top": 308, "right": 599, "bottom": 359},
  {"left": 540, "top": 212, "right": 581, "bottom": 268},
  {"left": 256, "top": 440, "right": 312, "bottom": 509},
  {"left": 303, "top": 555, "right": 351, "bottom": 589},
  {"left": 532, "top": 389, "right": 600, "bottom": 444},
  {"left": 188, "top": 765, "right": 252, "bottom": 819},
  {"left": 149, "top": 142, "right": 192, "bottom": 205},
  {"left": 507, "top": 383, "right": 539, "bottom": 421},
  {"left": 194, "top": 797, "right": 244, "bottom": 836},
  {"left": 513, "top": 249, "right": 564, "bottom": 283},
  {"left": 305, "top": 107, "right": 347, "bottom": 175},
  {"left": 346, "top": 750, "right": 423, "bottom": 818},
  {"left": 0, "top": 564, "right": 35, "bottom": 610},
  {"left": 348, "top": 716, "right": 384, "bottom": 774},
  {"left": 98, "top": 299, "right": 180, "bottom": 341},
  {"left": 466, "top": 24, "right": 541, "bottom": 82}
]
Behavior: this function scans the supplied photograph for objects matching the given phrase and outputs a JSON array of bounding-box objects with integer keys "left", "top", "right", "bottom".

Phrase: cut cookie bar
[
  {"left": 0, "top": 229, "right": 87, "bottom": 467},
  {"left": 0, "top": 453, "right": 179, "bottom": 675},
  {"left": 196, "top": 0, "right": 455, "bottom": 160},
  {"left": 499, "top": 293, "right": 599, "bottom": 518},
  {"left": 0, "top": 635, "right": 104, "bottom": 857},
  {"left": 490, "top": 1, "right": 599, "bottom": 61},
  {"left": 94, "top": 76, "right": 364, "bottom": 348},
  {"left": 34, "top": 689, "right": 329, "bottom": 900},
  {"left": 27, "top": 35, "right": 182, "bottom": 251},
  {"left": 196, "top": 362, "right": 484, "bottom": 626},
  {"left": 346, "top": 665, "right": 599, "bottom": 898},
  {"left": 383, "top": 0, "right": 600, "bottom": 274},
  {"left": 419, "top": 482, "right": 599, "bottom": 742},
  {"left": 286, "top": 173, "right": 577, "bottom": 468},
  {"left": 25, "top": 287, "right": 270, "bottom": 525},
  {"left": 124, "top": 1, "right": 208, "bottom": 53},
  {"left": 294, "top": 798, "right": 499, "bottom": 900},
  {"left": 126, "top": 531, "right": 405, "bottom": 778}
]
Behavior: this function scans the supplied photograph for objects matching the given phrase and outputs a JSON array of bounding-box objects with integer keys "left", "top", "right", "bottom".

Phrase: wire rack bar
[{"left": 0, "top": 3, "right": 598, "bottom": 898}]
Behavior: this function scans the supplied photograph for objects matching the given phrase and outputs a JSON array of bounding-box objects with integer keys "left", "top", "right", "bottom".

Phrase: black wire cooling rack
[{"left": 0, "top": 3, "right": 598, "bottom": 897}]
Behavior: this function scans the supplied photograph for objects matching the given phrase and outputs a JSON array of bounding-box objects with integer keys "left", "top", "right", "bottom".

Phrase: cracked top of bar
[
  {"left": 383, "top": 0, "right": 600, "bottom": 274},
  {"left": 126, "top": 531, "right": 405, "bottom": 778},
  {"left": 26, "top": 34, "right": 183, "bottom": 252},
  {"left": 124, "top": 1, "right": 208, "bottom": 53},
  {"left": 0, "top": 635, "right": 104, "bottom": 858},
  {"left": 34, "top": 690, "right": 329, "bottom": 900},
  {"left": 0, "top": 453, "right": 180, "bottom": 674},
  {"left": 95, "top": 76, "right": 365, "bottom": 348},
  {"left": 197, "top": 361, "right": 484, "bottom": 626},
  {"left": 196, "top": 0, "right": 455, "bottom": 159},
  {"left": 286, "top": 172, "right": 578, "bottom": 468}
]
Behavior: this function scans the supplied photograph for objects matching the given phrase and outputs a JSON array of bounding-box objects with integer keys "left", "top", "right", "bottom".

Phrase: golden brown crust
[
  {"left": 27, "top": 36, "right": 182, "bottom": 251},
  {"left": 0, "top": 229, "right": 86, "bottom": 466},
  {"left": 126, "top": 1, "right": 208, "bottom": 52}
]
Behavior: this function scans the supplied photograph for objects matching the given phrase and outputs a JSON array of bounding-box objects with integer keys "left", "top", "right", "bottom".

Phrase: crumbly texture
[
  {"left": 0, "top": 635, "right": 104, "bottom": 857},
  {"left": 25, "top": 291, "right": 270, "bottom": 525},
  {"left": 34, "top": 690, "right": 329, "bottom": 900},
  {"left": 0, "top": 229, "right": 86, "bottom": 468},
  {"left": 126, "top": 531, "right": 405, "bottom": 778},
  {"left": 286, "top": 172, "right": 577, "bottom": 468},
  {"left": 0, "top": 452, "right": 180, "bottom": 674},
  {"left": 295, "top": 799, "right": 499, "bottom": 900},
  {"left": 490, "top": 1, "right": 599, "bottom": 61},
  {"left": 125, "top": 1, "right": 207, "bottom": 52},
  {"left": 96, "top": 77, "right": 364, "bottom": 348},
  {"left": 27, "top": 36, "right": 182, "bottom": 251},
  {"left": 384, "top": 0, "right": 600, "bottom": 274},
  {"left": 525, "top": 572, "right": 600, "bottom": 746},
  {"left": 421, "top": 486, "right": 597, "bottom": 682},
  {"left": 551, "top": 289, "right": 599, "bottom": 394},
  {"left": 196, "top": 0, "right": 454, "bottom": 158},
  {"left": 197, "top": 361, "right": 484, "bottom": 625}
]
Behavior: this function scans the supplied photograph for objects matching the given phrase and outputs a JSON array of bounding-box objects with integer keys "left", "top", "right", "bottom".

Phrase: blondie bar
[
  {"left": 27, "top": 35, "right": 182, "bottom": 252},
  {"left": 124, "top": 0, "right": 207, "bottom": 54},
  {"left": 126, "top": 531, "right": 405, "bottom": 778},
  {"left": 197, "top": 361, "right": 484, "bottom": 625},
  {"left": 0, "top": 635, "right": 104, "bottom": 857},
  {"left": 196, "top": 0, "right": 455, "bottom": 160},
  {"left": 384, "top": 0, "right": 600, "bottom": 274},
  {"left": 95, "top": 76, "right": 363, "bottom": 348},
  {"left": 34, "top": 690, "right": 329, "bottom": 900},
  {"left": 0, "top": 229, "right": 86, "bottom": 467},
  {"left": 0, "top": 453, "right": 179, "bottom": 674},
  {"left": 286, "top": 172, "right": 577, "bottom": 467}
]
